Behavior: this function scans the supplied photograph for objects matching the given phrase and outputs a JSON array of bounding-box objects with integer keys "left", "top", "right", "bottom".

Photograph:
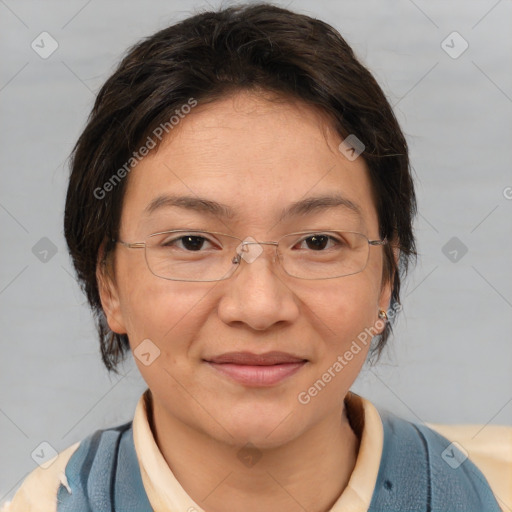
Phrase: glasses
[{"left": 115, "top": 229, "right": 388, "bottom": 282}]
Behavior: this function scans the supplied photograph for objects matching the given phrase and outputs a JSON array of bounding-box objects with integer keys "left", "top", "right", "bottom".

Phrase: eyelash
[{"left": 159, "top": 232, "right": 346, "bottom": 251}]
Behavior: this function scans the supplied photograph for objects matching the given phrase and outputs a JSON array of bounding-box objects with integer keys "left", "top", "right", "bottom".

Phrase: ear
[
  {"left": 96, "top": 254, "right": 127, "bottom": 335},
  {"left": 377, "top": 243, "right": 400, "bottom": 325}
]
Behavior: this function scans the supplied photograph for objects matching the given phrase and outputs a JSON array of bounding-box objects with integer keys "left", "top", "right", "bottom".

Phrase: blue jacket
[{"left": 56, "top": 411, "right": 501, "bottom": 511}]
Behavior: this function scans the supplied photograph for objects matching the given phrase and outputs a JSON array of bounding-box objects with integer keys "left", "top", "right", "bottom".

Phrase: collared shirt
[
  {"left": 3, "top": 390, "right": 511, "bottom": 511},
  {"left": 133, "top": 390, "right": 384, "bottom": 511}
]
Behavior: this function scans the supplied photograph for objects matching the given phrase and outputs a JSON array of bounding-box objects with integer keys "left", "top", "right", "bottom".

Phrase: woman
[{"left": 3, "top": 3, "right": 505, "bottom": 511}]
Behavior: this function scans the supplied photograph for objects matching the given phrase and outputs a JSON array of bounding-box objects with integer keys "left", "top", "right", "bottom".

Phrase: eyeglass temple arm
[
  {"left": 369, "top": 237, "right": 388, "bottom": 246},
  {"left": 114, "top": 239, "right": 146, "bottom": 249}
]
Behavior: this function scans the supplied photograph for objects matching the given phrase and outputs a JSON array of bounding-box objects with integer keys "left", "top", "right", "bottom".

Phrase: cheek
[
  {"left": 292, "top": 276, "right": 381, "bottom": 415},
  {"left": 116, "top": 253, "right": 217, "bottom": 350},
  {"left": 301, "top": 272, "right": 383, "bottom": 393},
  {"left": 310, "top": 272, "right": 381, "bottom": 341}
]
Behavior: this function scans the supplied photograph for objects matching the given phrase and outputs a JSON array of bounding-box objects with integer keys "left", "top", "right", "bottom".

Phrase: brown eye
[
  {"left": 304, "top": 234, "right": 329, "bottom": 251},
  {"left": 159, "top": 233, "right": 217, "bottom": 251},
  {"left": 294, "top": 234, "right": 343, "bottom": 251},
  {"left": 179, "top": 235, "right": 207, "bottom": 251}
]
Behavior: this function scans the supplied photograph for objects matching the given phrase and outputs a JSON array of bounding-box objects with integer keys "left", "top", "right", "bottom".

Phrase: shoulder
[
  {"left": 427, "top": 422, "right": 512, "bottom": 512},
  {"left": 2, "top": 441, "right": 80, "bottom": 512},
  {"left": 2, "top": 421, "right": 138, "bottom": 512},
  {"left": 370, "top": 410, "right": 503, "bottom": 512}
]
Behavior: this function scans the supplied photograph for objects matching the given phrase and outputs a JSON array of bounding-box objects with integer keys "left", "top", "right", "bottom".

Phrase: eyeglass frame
[{"left": 113, "top": 229, "right": 388, "bottom": 282}]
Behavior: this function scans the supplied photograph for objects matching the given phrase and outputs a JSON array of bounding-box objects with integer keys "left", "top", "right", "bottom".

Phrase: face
[{"left": 99, "top": 90, "right": 392, "bottom": 448}]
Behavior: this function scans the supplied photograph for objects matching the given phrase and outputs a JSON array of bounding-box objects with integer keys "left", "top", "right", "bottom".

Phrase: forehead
[{"left": 121, "top": 91, "right": 379, "bottom": 233}]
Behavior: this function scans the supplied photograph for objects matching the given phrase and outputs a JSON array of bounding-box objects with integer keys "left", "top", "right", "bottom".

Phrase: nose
[{"left": 217, "top": 241, "right": 300, "bottom": 331}]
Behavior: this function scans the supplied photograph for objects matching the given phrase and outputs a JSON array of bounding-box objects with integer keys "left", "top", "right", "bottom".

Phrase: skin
[{"left": 99, "top": 89, "right": 393, "bottom": 512}]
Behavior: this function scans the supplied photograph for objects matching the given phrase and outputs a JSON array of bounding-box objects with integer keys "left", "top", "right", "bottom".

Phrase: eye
[
  {"left": 294, "top": 233, "right": 345, "bottom": 251},
  {"left": 160, "top": 233, "right": 220, "bottom": 251}
]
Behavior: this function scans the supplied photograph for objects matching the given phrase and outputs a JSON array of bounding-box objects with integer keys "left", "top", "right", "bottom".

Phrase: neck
[{"left": 147, "top": 391, "right": 361, "bottom": 512}]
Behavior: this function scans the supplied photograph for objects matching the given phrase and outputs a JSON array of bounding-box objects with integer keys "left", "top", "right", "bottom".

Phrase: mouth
[{"left": 204, "top": 351, "right": 308, "bottom": 387}]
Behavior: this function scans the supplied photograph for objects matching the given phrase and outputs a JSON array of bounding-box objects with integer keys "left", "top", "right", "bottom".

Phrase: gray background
[{"left": 1, "top": 0, "right": 511, "bottom": 503}]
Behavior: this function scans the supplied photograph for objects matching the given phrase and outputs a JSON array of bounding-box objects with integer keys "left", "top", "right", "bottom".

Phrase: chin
[{"left": 210, "top": 401, "right": 311, "bottom": 449}]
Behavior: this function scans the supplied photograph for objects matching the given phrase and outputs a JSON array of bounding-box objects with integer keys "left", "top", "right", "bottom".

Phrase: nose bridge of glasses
[
  {"left": 239, "top": 240, "right": 279, "bottom": 248},
  {"left": 233, "top": 238, "right": 280, "bottom": 267}
]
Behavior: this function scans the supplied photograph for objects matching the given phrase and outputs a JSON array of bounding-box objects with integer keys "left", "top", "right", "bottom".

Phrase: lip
[{"left": 204, "top": 351, "right": 308, "bottom": 387}]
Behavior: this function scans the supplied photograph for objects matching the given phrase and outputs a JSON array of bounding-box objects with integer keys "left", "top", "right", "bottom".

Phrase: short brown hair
[{"left": 64, "top": 2, "right": 417, "bottom": 373}]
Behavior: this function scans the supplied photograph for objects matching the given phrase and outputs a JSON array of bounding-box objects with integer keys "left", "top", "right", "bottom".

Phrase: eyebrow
[{"left": 144, "top": 193, "right": 363, "bottom": 222}]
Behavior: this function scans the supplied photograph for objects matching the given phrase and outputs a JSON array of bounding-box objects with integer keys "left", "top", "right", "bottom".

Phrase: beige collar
[{"left": 132, "top": 389, "right": 384, "bottom": 512}]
